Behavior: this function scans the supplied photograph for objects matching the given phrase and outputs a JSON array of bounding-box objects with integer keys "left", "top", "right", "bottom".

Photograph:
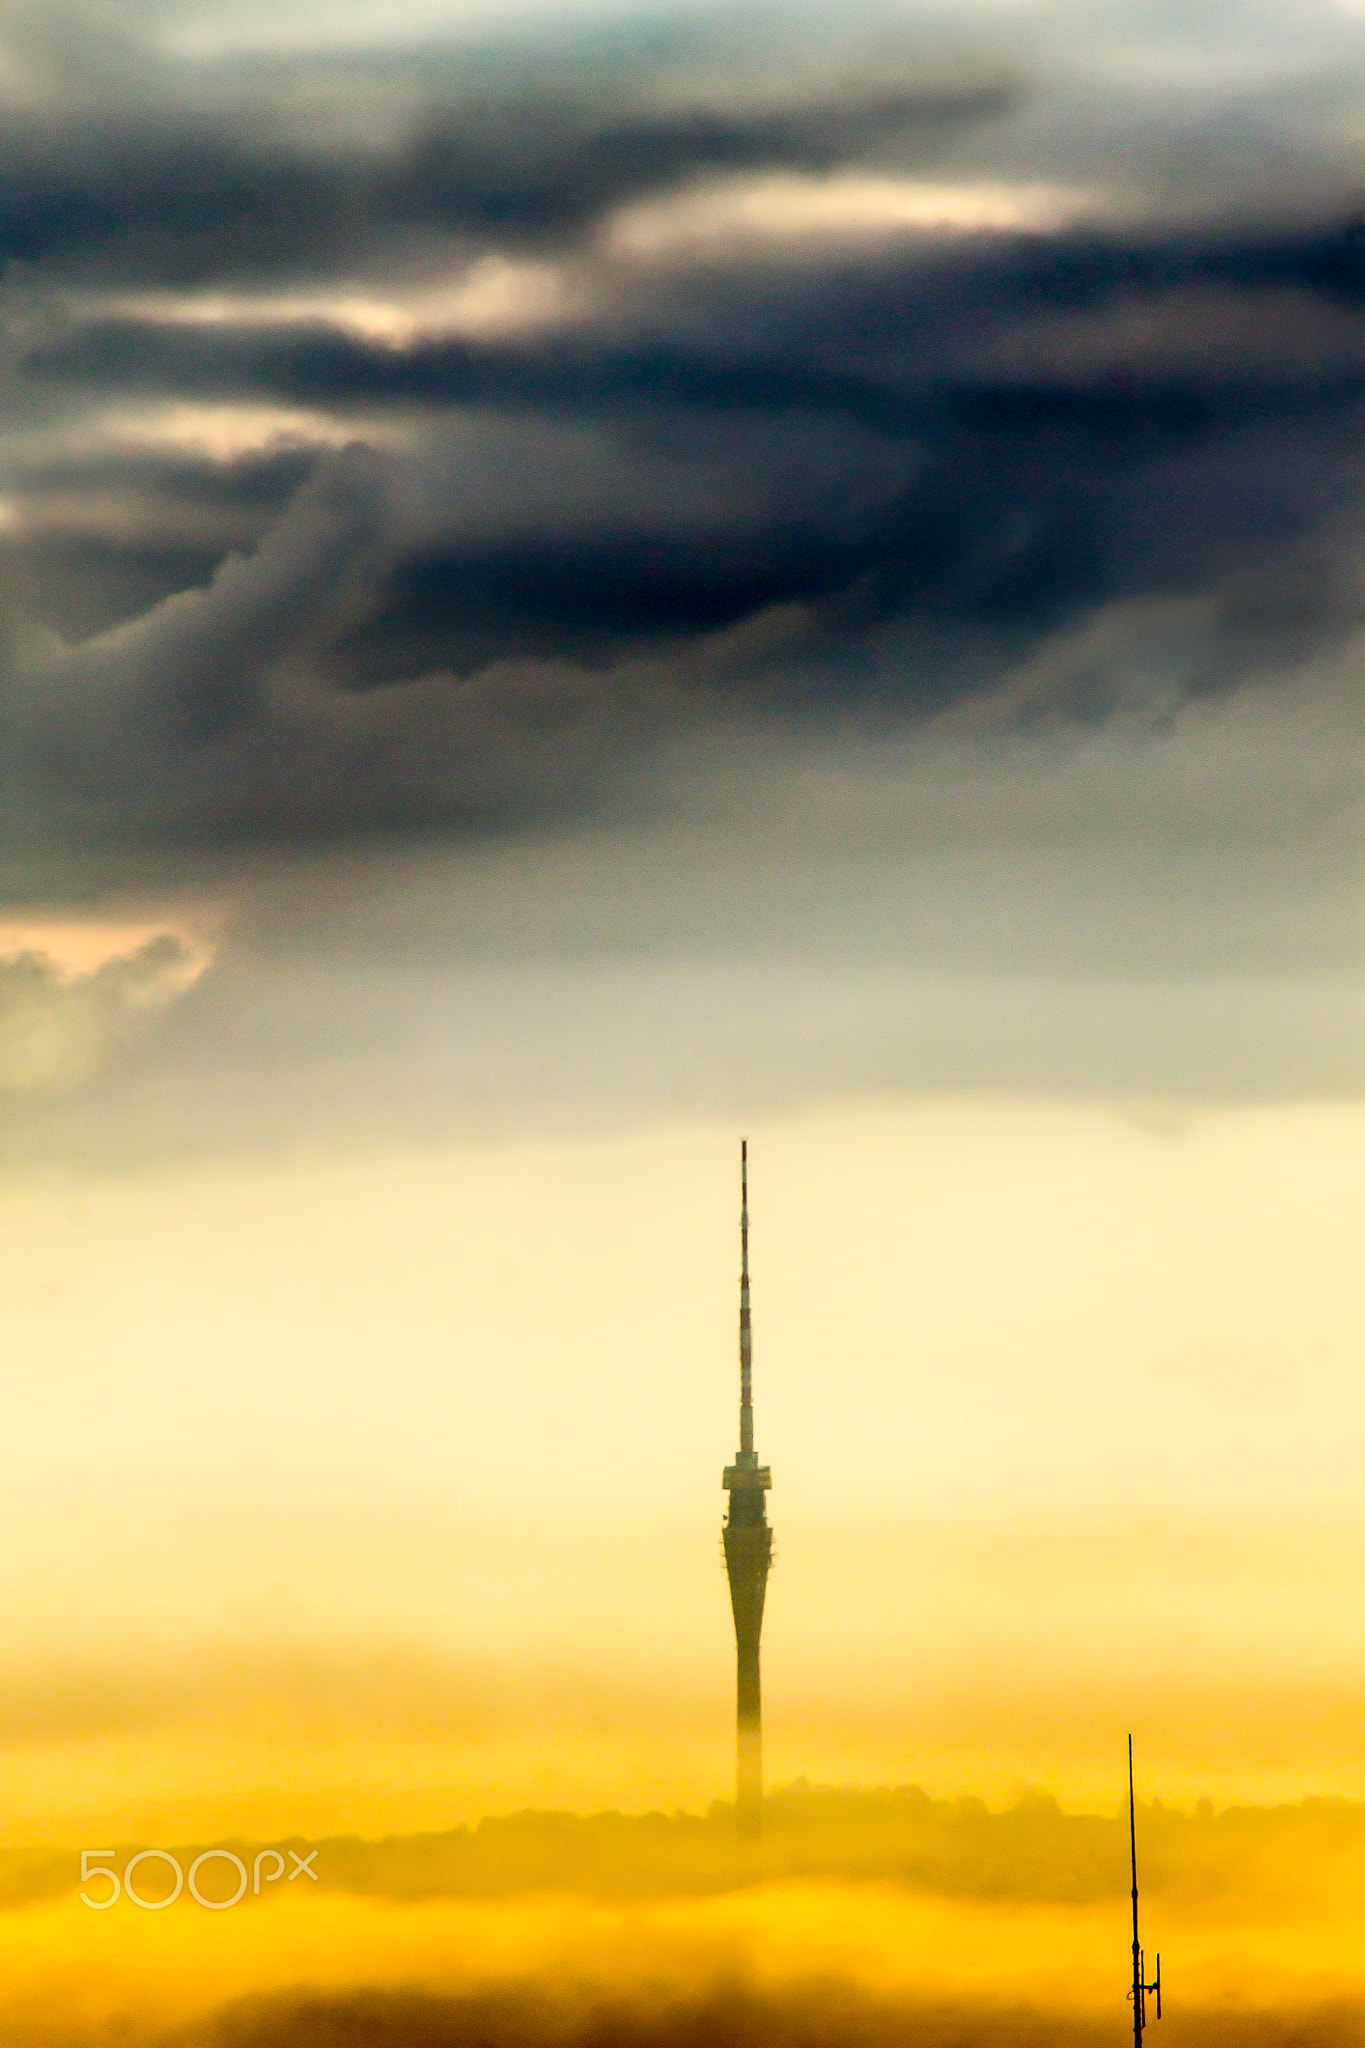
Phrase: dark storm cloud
[
  {"left": 4, "top": 2, "right": 1365, "bottom": 781},
  {"left": 49, "top": 449, "right": 384, "bottom": 745},
  {"left": 0, "top": 441, "right": 318, "bottom": 637},
  {"left": 31, "top": 217, "right": 1365, "bottom": 414},
  {"left": 9, "top": 440, "right": 317, "bottom": 517},
  {"left": 12, "top": 221, "right": 1365, "bottom": 772},
  {"left": 0, "top": 72, "right": 1012, "bottom": 286},
  {"left": 0, "top": 0, "right": 1359, "bottom": 1135}
]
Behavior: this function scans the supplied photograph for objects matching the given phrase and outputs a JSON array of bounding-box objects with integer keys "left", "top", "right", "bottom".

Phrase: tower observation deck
[{"left": 722, "top": 1138, "right": 772, "bottom": 1837}]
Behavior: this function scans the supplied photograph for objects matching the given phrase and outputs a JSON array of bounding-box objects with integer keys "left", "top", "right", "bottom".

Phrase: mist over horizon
[
  {"left": 11, "top": 1778, "right": 1365, "bottom": 1904},
  {"left": 8, "top": 1787, "right": 1365, "bottom": 2048}
]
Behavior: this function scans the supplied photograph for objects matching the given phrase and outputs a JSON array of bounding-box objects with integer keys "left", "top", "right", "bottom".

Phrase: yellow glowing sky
[{"left": 1, "top": 1096, "right": 1361, "bottom": 1842}]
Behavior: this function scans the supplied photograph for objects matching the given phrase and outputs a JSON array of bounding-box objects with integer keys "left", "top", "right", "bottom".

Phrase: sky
[{"left": 0, "top": 0, "right": 1363, "bottom": 2037}]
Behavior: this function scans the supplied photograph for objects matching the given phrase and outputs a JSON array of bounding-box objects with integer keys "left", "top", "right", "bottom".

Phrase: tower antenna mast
[
  {"left": 722, "top": 1139, "right": 773, "bottom": 1838},
  {"left": 1128, "top": 1736, "right": 1162, "bottom": 2048}
]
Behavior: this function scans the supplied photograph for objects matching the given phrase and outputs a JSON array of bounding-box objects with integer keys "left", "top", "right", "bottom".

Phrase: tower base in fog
[
  {"left": 736, "top": 1713, "right": 762, "bottom": 1836},
  {"left": 724, "top": 1495, "right": 771, "bottom": 1841}
]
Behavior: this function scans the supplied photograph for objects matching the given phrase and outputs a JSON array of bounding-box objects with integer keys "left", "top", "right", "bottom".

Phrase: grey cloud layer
[{"left": 2, "top": 663, "right": 1358, "bottom": 1165}]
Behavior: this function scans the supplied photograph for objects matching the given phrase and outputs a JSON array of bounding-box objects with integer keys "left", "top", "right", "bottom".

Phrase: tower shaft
[
  {"left": 724, "top": 1519, "right": 770, "bottom": 1823},
  {"left": 723, "top": 1139, "right": 772, "bottom": 1837}
]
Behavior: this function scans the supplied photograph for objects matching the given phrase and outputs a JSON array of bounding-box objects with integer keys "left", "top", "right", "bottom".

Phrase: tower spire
[
  {"left": 739, "top": 1138, "right": 753, "bottom": 1455},
  {"left": 723, "top": 1138, "right": 772, "bottom": 1839}
]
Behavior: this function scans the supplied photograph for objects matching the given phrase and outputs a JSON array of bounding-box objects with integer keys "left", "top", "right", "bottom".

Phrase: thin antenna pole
[
  {"left": 1128, "top": 1737, "right": 1161, "bottom": 2045},
  {"left": 739, "top": 1138, "right": 753, "bottom": 1455},
  {"left": 1130, "top": 1735, "right": 1142, "bottom": 2048}
]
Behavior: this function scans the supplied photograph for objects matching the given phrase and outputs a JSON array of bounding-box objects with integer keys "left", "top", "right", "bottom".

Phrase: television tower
[{"left": 722, "top": 1139, "right": 772, "bottom": 1837}]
